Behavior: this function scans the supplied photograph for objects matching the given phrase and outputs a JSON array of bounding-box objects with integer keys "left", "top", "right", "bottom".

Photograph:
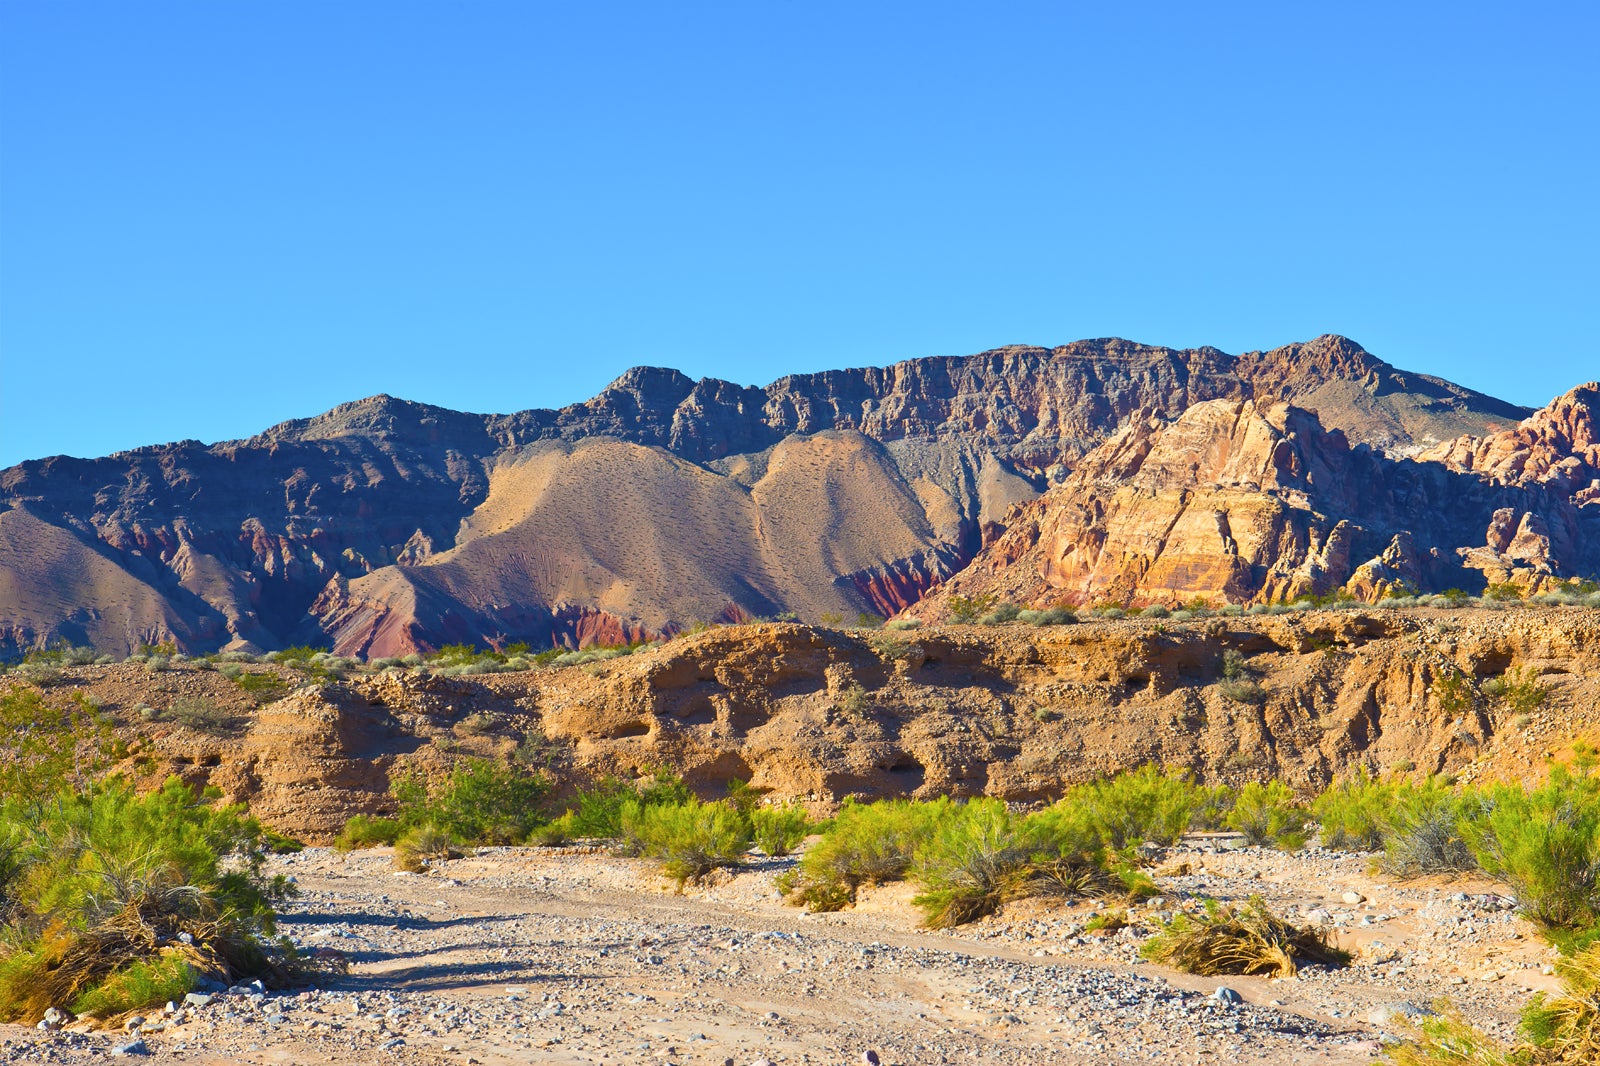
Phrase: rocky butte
[{"left": 4, "top": 334, "right": 1592, "bottom": 659}]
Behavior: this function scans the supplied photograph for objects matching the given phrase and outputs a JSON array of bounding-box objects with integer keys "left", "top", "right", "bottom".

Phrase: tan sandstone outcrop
[{"left": 14, "top": 612, "right": 1597, "bottom": 841}]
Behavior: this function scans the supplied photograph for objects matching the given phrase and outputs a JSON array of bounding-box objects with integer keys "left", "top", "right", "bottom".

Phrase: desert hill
[
  {"left": 0, "top": 335, "right": 1549, "bottom": 656},
  {"left": 9, "top": 608, "right": 1597, "bottom": 842}
]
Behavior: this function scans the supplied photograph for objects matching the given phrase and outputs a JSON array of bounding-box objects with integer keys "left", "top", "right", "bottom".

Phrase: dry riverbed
[{"left": 2, "top": 838, "right": 1559, "bottom": 1065}]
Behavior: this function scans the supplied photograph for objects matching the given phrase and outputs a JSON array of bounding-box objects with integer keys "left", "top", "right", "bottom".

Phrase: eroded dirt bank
[{"left": 14, "top": 607, "right": 1598, "bottom": 842}]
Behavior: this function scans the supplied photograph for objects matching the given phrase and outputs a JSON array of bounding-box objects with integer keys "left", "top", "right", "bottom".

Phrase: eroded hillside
[
  {"left": 11, "top": 607, "right": 1596, "bottom": 842},
  {"left": 1, "top": 334, "right": 1533, "bottom": 657}
]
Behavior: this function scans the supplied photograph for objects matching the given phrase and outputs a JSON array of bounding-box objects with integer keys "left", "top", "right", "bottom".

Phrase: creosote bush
[
  {"left": 778, "top": 798, "right": 950, "bottom": 912},
  {"left": 0, "top": 778, "right": 290, "bottom": 1024},
  {"left": 619, "top": 798, "right": 752, "bottom": 887},
  {"left": 751, "top": 805, "right": 811, "bottom": 856},
  {"left": 161, "top": 697, "right": 238, "bottom": 736},
  {"left": 548, "top": 770, "right": 692, "bottom": 841},
  {"left": 332, "top": 814, "right": 403, "bottom": 853},
  {"left": 1051, "top": 764, "right": 1201, "bottom": 850},
  {"left": 1226, "top": 781, "right": 1309, "bottom": 850},
  {"left": 1377, "top": 777, "right": 1480, "bottom": 878},
  {"left": 1465, "top": 766, "right": 1600, "bottom": 934},
  {"left": 1312, "top": 768, "right": 1395, "bottom": 851}
]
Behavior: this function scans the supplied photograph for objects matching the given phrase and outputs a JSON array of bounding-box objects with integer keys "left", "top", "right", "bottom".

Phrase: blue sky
[{"left": 2, "top": 2, "right": 1596, "bottom": 465}]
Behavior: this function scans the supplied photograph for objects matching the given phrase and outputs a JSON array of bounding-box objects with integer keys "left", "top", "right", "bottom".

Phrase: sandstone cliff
[
  {"left": 912, "top": 397, "right": 1598, "bottom": 613},
  {"left": 12, "top": 611, "right": 1596, "bottom": 841}
]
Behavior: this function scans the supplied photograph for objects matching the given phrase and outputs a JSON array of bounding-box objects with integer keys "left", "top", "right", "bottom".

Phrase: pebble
[{"left": 111, "top": 1039, "right": 151, "bottom": 1057}]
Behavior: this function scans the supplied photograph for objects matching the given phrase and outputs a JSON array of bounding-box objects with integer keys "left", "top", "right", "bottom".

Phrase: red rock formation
[{"left": 912, "top": 398, "right": 1597, "bottom": 614}]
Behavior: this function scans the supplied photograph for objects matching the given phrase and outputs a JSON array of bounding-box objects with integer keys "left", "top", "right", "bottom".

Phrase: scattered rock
[{"left": 1369, "top": 1001, "right": 1435, "bottom": 1028}]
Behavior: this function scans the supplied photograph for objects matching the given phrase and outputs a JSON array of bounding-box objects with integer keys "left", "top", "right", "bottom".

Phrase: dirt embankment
[{"left": 11, "top": 607, "right": 1599, "bottom": 843}]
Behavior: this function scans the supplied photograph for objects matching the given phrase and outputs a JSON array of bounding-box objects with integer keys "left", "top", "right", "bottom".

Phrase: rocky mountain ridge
[
  {"left": 0, "top": 335, "right": 1557, "bottom": 656},
  {"left": 914, "top": 391, "right": 1599, "bottom": 615}
]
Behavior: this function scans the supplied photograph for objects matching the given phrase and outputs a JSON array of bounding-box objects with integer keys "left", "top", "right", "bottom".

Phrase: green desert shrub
[
  {"left": 1378, "top": 776, "right": 1481, "bottom": 878},
  {"left": 1465, "top": 766, "right": 1600, "bottom": 934},
  {"left": 978, "top": 603, "right": 1021, "bottom": 626},
  {"left": 779, "top": 798, "right": 950, "bottom": 911},
  {"left": 1018, "top": 606, "right": 1076, "bottom": 626},
  {"left": 751, "top": 805, "right": 810, "bottom": 857},
  {"left": 946, "top": 593, "right": 998, "bottom": 624},
  {"left": 1481, "top": 665, "right": 1550, "bottom": 712},
  {"left": 1051, "top": 764, "right": 1201, "bottom": 850},
  {"left": 557, "top": 770, "right": 691, "bottom": 840},
  {"left": 395, "top": 759, "right": 552, "bottom": 846},
  {"left": 884, "top": 618, "right": 922, "bottom": 631},
  {"left": 332, "top": 814, "right": 403, "bottom": 852},
  {"left": 162, "top": 697, "right": 238, "bottom": 736},
  {"left": 619, "top": 798, "right": 752, "bottom": 886},
  {"left": 1312, "top": 768, "right": 1396, "bottom": 851},
  {"left": 0, "top": 778, "right": 287, "bottom": 1023},
  {"left": 780, "top": 791, "right": 1150, "bottom": 926},
  {"left": 233, "top": 671, "right": 290, "bottom": 702},
  {"left": 910, "top": 798, "right": 1032, "bottom": 927},
  {"left": 392, "top": 823, "right": 458, "bottom": 872},
  {"left": 1226, "top": 781, "right": 1309, "bottom": 849},
  {"left": 13, "top": 661, "right": 63, "bottom": 687}
]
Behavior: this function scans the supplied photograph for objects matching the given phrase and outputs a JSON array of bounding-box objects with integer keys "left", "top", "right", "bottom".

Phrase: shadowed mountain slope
[{"left": 0, "top": 336, "right": 1540, "bottom": 655}]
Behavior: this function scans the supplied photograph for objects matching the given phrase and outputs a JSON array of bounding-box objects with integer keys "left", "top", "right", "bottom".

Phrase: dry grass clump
[
  {"left": 1523, "top": 943, "right": 1600, "bottom": 1063},
  {"left": 1140, "top": 896, "right": 1349, "bottom": 978},
  {"left": 1388, "top": 945, "right": 1600, "bottom": 1065}
]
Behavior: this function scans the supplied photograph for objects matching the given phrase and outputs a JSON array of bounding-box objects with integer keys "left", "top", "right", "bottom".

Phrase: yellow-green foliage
[
  {"left": 750, "top": 805, "right": 810, "bottom": 857},
  {"left": 1387, "top": 944, "right": 1600, "bottom": 1065},
  {"left": 1385, "top": 1007, "right": 1515, "bottom": 1065},
  {"left": 556, "top": 770, "right": 691, "bottom": 839},
  {"left": 1227, "top": 781, "right": 1310, "bottom": 849},
  {"left": 780, "top": 788, "right": 1152, "bottom": 927},
  {"left": 393, "top": 759, "right": 553, "bottom": 845},
  {"left": 1051, "top": 764, "right": 1201, "bottom": 849},
  {"left": 1522, "top": 943, "right": 1600, "bottom": 1063},
  {"left": 0, "top": 686, "right": 115, "bottom": 800},
  {"left": 1481, "top": 666, "right": 1550, "bottom": 715},
  {"left": 1378, "top": 777, "right": 1480, "bottom": 878},
  {"left": 779, "top": 798, "right": 950, "bottom": 911},
  {"left": 0, "top": 778, "right": 285, "bottom": 1023},
  {"left": 332, "top": 814, "right": 402, "bottom": 852},
  {"left": 910, "top": 798, "right": 1032, "bottom": 928},
  {"left": 68, "top": 953, "right": 197, "bottom": 1018},
  {"left": 392, "top": 824, "right": 457, "bottom": 872},
  {"left": 233, "top": 671, "right": 290, "bottom": 702},
  {"left": 1465, "top": 766, "right": 1600, "bottom": 934},
  {"left": 1313, "top": 768, "right": 1396, "bottom": 851},
  {"left": 620, "top": 799, "right": 752, "bottom": 886}
]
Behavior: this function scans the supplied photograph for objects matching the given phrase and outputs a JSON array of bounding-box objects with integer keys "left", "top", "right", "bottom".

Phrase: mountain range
[{"left": 3, "top": 334, "right": 1594, "bottom": 657}]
